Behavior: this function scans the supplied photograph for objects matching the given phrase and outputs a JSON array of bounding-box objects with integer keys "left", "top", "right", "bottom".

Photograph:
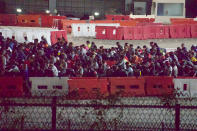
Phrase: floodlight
[
  {"left": 94, "top": 12, "right": 100, "bottom": 16},
  {"left": 17, "top": 8, "right": 22, "bottom": 13},
  {"left": 46, "top": 10, "right": 50, "bottom": 14}
]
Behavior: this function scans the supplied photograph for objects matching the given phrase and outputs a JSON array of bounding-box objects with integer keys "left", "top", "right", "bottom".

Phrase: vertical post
[
  {"left": 175, "top": 104, "right": 180, "bottom": 131},
  {"left": 68, "top": 119, "right": 71, "bottom": 130},
  {"left": 20, "top": 116, "right": 24, "bottom": 130},
  {"left": 125, "top": 0, "right": 133, "bottom": 15},
  {"left": 52, "top": 96, "right": 57, "bottom": 130},
  {"left": 49, "top": 0, "right": 57, "bottom": 15},
  {"left": 161, "top": 122, "right": 164, "bottom": 131}
]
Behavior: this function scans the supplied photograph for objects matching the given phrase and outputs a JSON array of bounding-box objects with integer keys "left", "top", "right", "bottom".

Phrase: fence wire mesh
[
  {"left": 0, "top": 105, "right": 51, "bottom": 130},
  {"left": 180, "top": 108, "right": 197, "bottom": 130},
  {"left": 0, "top": 96, "right": 197, "bottom": 131},
  {"left": 56, "top": 106, "right": 175, "bottom": 130}
]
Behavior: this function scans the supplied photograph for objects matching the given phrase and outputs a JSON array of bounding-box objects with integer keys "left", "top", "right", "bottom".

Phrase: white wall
[{"left": 0, "top": 26, "right": 58, "bottom": 45}]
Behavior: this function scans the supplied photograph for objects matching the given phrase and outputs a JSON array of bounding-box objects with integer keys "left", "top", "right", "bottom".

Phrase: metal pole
[
  {"left": 175, "top": 104, "right": 180, "bottom": 131},
  {"left": 52, "top": 96, "right": 57, "bottom": 130}
]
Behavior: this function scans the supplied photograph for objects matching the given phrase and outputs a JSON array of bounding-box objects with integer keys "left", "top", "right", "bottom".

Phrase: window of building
[
  {"left": 132, "top": 0, "right": 153, "bottom": 15},
  {"left": 134, "top": 1, "right": 147, "bottom": 15},
  {"left": 157, "top": 3, "right": 184, "bottom": 16}
]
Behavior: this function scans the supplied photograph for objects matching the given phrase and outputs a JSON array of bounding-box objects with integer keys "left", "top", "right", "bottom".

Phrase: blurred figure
[{"left": 24, "top": 36, "right": 29, "bottom": 44}]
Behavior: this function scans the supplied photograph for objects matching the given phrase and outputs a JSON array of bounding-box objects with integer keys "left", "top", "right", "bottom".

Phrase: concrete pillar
[
  {"left": 125, "top": 0, "right": 133, "bottom": 14},
  {"left": 49, "top": 0, "right": 57, "bottom": 15}
]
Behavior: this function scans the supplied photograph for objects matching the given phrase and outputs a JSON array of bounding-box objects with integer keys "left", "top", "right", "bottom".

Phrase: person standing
[
  {"left": 0, "top": 50, "right": 7, "bottom": 75},
  {"left": 24, "top": 36, "right": 29, "bottom": 44}
]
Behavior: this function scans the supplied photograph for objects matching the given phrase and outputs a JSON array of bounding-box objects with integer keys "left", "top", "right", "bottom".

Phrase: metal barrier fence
[{"left": 0, "top": 96, "right": 197, "bottom": 131}]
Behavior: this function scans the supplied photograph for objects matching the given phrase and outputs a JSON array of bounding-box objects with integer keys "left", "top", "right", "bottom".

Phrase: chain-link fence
[{"left": 0, "top": 96, "right": 197, "bottom": 131}]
